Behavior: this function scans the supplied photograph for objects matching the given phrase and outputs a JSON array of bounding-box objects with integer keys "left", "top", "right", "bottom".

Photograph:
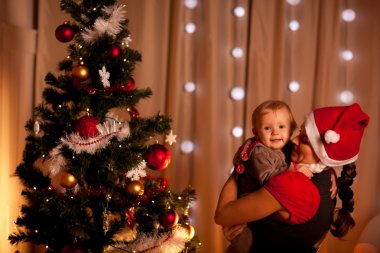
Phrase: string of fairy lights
[{"left": 133, "top": 0, "right": 357, "bottom": 153}]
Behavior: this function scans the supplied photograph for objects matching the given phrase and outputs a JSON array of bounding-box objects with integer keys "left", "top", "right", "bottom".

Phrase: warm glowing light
[
  {"left": 342, "top": 9, "right": 356, "bottom": 22},
  {"left": 232, "top": 126, "right": 244, "bottom": 138},
  {"left": 180, "top": 140, "right": 195, "bottom": 154},
  {"left": 231, "top": 47, "right": 244, "bottom": 58},
  {"left": 230, "top": 87, "right": 245, "bottom": 100},
  {"left": 185, "top": 23, "right": 196, "bottom": 34},
  {"left": 233, "top": 6, "right": 245, "bottom": 17},
  {"left": 184, "top": 82, "right": 196, "bottom": 93},
  {"left": 339, "top": 90, "right": 354, "bottom": 104},
  {"left": 288, "top": 81, "right": 300, "bottom": 92},
  {"left": 342, "top": 50, "right": 353, "bottom": 61},
  {"left": 184, "top": 0, "right": 198, "bottom": 9},
  {"left": 287, "top": 0, "right": 301, "bottom": 5},
  {"left": 289, "top": 20, "right": 300, "bottom": 31}
]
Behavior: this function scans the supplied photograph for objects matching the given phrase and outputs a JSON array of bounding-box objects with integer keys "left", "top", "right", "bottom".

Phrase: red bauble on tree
[
  {"left": 128, "top": 106, "right": 140, "bottom": 119},
  {"left": 121, "top": 78, "right": 135, "bottom": 92},
  {"left": 159, "top": 209, "right": 179, "bottom": 228},
  {"left": 73, "top": 116, "right": 101, "bottom": 138},
  {"left": 109, "top": 44, "right": 122, "bottom": 57},
  {"left": 144, "top": 144, "right": 171, "bottom": 171},
  {"left": 61, "top": 244, "right": 88, "bottom": 253},
  {"left": 55, "top": 24, "right": 75, "bottom": 43}
]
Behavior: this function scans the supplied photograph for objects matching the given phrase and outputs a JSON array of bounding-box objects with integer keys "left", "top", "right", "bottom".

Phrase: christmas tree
[{"left": 9, "top": 0, "right": 200, "bottom": 252}]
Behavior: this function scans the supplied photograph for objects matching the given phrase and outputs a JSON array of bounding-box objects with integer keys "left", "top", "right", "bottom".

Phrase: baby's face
[{"left": 255, "top": 108, "right": 291, "bottom": 150}]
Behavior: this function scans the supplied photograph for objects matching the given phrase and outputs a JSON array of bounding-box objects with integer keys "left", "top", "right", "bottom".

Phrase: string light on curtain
[
  {"left": 287, "top": 0, "right": 301, "bottom": 6},
  {"left": 180, "top": 140, "right": 195, "bottom": 154},
  {"left": 180, "top": 0, "right": 197, "bottom": 155},
  {"left": 288, "top": 81, "right": 300, "bottom": 93},
  {"left": 230, "top": 87, "right": 245, "bottom": 100},
  {"left": 288, "top": 20, "right": 300, "bottom": 31},
  {"left": 231, "top": 126, "right": 244, "bottom": 138},
  {"left": 339, "top": 5, "right": 356, "bottom": 104},
  {"left": 184, "top": 81, "right": 196, "bottom": 93},
  {"left": 231, "top": 47, "right": 244, "bottom": 58},
  {"left": 185, "top": 22, "right": 196, "bottom": 34},
  {"left": 233, "top": 6, "right": 245, "bottom": 17},
  {"left": 341, "top": 49, "right": 353, "bottom": 61},
  {"left": 342, "top": 9, "right": 356, "bottom": 22},
  {"left": 184, "top": 0, "right": 198, "bottom": 9},
  {"left": 339, "top": 90, "right": 354, "bottom": 104}
]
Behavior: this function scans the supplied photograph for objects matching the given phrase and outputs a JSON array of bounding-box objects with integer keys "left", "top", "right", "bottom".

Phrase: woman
[{"left": 215, "top": 103, "right": 370, "bottom": 252}]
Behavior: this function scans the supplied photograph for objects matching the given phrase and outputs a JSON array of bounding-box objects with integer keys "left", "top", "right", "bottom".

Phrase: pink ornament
[
  {"left": 144, "top": 144, "right": 171, "bottom": 171},
  {"left": 73, "top": 116, "right": 100, "bottom": 138},
  {"left": 55, "top": 24, "right": 75, "bottom": 43},
  {"left": 159, "top": 210, "right": 179, "bottom": 228}
]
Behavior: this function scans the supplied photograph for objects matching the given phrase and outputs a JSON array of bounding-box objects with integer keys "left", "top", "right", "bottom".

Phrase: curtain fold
[{"left": 0, "top": 21, "right": 36, "bottom": 253}]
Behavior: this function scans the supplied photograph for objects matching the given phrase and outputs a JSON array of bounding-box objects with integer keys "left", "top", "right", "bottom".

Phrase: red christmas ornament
[
  {"left": 128, "top": 106, "right": 140, "bottom": 119},
  {"left": 159, "top": 210, "right": 179, "bottom": 228},
  {"left": 55, "top": 24, "right": 75, "bottom": 43},
  {"left": 61, "top": 244, "right": 88, "bottom": 253},
  {"left": 144, "top": 144, "right": 171, "bottom": 171},
  {"left": 121, "top": 78, "right": 135, "bottom": 92},
  {"left": 109, "top": 44, "right": 122, "bottom": 57},
  {"left": 73, "top": 116, "right": 100, "bottom": 138}
]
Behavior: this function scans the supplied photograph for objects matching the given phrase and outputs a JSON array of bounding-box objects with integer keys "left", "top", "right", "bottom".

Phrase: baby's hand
[{"left": 298, "top": 165, "right": 313, "bottom": 179}]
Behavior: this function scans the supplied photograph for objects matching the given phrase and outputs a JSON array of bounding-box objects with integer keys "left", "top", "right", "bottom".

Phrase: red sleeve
[{"left": 263, "top": 169, "right": 320, "bottom": 224}]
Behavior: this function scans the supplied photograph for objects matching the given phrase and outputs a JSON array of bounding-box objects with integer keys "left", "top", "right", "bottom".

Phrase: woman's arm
[{"left": 214, "top": 175, "right": 285, "bottom": 226}]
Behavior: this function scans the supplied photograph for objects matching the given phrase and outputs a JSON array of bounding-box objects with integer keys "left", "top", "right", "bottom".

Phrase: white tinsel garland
[
  {"left": 108, "top": 226, "right": 188, "bottom": 253},
  {"left": 82, "top": 4, "right": 126, "bottom": 43},
  {"left": 61, "top": 119, "right": 130, "bottom": 154}
]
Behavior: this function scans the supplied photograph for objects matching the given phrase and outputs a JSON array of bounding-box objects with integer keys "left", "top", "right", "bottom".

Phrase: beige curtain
[
  {"left": 2, "top": 0, "right": 379, "bottom": 252},
  {"left": 0, "top": 0, "right": 37, "bottom": 252}
]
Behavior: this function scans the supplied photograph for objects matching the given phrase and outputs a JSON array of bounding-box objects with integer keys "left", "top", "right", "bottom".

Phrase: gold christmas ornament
[
  {"left": 72, "top": 65, "right": 89, "bottom": 80},
  {"left": 125, "top": 180, "right": 144, "bottom": 195},
  {"left": 186, "top": 224, "right": 195, "bottom": 240},
  {"left": 58, "top": 171, "right": 78, "bottom": 189}
]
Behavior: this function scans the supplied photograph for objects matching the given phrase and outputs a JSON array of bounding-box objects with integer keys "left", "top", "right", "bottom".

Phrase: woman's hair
[
  {"left": 330, "top": 163, "right": 357, "bottom": 238},
  {"left": 251, "top": 100, "right": 298, "bottom": 135}
]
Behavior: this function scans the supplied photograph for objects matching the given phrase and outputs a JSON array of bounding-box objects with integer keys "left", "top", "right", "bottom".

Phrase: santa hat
[{"left": 305, "top": 103, "right": 369, "bottom": 167}]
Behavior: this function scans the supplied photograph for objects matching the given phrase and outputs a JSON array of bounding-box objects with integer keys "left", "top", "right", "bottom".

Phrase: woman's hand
[{"left": 222, "top": 224, "right": 246, "bottom": 242}]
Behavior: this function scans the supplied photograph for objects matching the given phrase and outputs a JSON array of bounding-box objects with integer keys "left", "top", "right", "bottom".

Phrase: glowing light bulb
[
  {"left": 233, "top": 6, "right": 245, "bottom": 17},
  {"left": 184, "top": 82, "right": 196, "bottom": 93},
  {"left": 231, "top": 47, "right": 244, "bottom": 58},
  {"left": 289, "top": 20, "right": 300, "bottom": 31},
  {"left": 232, "top": 126, "right": 244, "bottom": 138},
  {"left": 185, "top": 23, "right": 196, "bottom": 33},
  {"left": 342, "top": 50, "right": 353, "bottom": 61},
  {"left": 180, "top": 140, "right": 195, "bottom": 154},
  {"left": 342, "top": 9, "right": 356, "bottom": 22},
  {"left": 339, "top": 90, "right": 354, "bottom": 104},
  {"left": 184, "top": 0, "right": 198, "bottom": 9},
  {"left": 288, "top": 81, "right": 300, "bottom": 92},
  {"left": 230, "top": 87, "right": 245, "bottom": 100},
  {"left": 287, "top": 0, "right": 301, "bottom": 5}
]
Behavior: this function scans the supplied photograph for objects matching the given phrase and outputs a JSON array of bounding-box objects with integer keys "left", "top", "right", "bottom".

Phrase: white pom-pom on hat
[{"left": 324, "top": 130, "right": 340, "bottom": 144}]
